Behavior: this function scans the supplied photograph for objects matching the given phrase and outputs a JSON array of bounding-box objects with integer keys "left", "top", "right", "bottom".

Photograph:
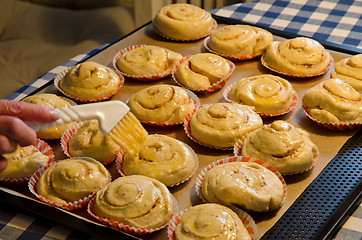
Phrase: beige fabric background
[{"left": 0, "top": 0, "right": 136, "bottom": 98}]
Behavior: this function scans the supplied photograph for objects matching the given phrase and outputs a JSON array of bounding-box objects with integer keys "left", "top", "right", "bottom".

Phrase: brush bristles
[{"left": 109, "top": 112, "right": 148, "bottom": 156}]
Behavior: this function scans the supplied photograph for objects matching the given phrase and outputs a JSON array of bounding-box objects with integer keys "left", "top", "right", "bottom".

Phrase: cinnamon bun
[{"left": 331, "top": 54, "right": 362, "bottom": 92}]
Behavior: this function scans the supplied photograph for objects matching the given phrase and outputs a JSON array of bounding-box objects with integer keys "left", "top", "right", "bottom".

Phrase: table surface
[{"left": 2, "top": 0, "right": 362, "bottom": 239}]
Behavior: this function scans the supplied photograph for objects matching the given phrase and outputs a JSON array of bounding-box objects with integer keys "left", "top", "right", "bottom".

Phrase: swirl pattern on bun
[
  {"left": 331, "top": 54, "right": 362, "bottom": 92},
  {"left": 262, "top": 37, "right": 332, "bottom": 77},
  {"left": 239, "top": 120, "right": 318, "bottom": 175},
  {"left": 153, "top": 3, "right": 215, "bottom": 41},
  {"left": 93, "top": 175, "right": 174, "bottom": 230},
  {"left": 128, "top": 84, "right": 196, "bottom": 124}
]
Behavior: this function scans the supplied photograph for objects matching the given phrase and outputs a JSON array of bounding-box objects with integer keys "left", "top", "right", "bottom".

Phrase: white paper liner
[
  {"left": 60, "top": 122, "right": 124, "bottom": 165},
  {"left": 126, "top": 88, "right": 200, "bottom": 127},
  {"left": 302, "top": 104, "right": 362, "bottom": 131},
  {"left": 112, "top": 44, "right": 180, "bottom": 81},
  {"left": 233, "top": 138, "right": 319, "bottom": 175},
  {"left": 183, "top": 105, "right": 234, "bottom": 150},
  {"left": 115, "top": 138, "right": 199, "bottom": 187},
  {"left": 54, "top": 66, "right": 124, "bottom": 103},
  {"left": 28, "top": 160, "right": 112, "bottom": 211},
  {"left": 0, "top": 139, "right": 55, "bottom": 185},
  {"left": 171, "top": 56, "right": 235, "bottom": 94},
  {"left": 167, "top": 204, "right": 259, "bottom": 240},
  {"left": 260, "top": 51, "right": 333, "bottom": 78},
  {"left": 152, "top": 18, "right": 217, "bottom": 42},
  {"left": 87, "top": 192, "right": 179, "bottom": 235},
  {"left": 204, "top": 36, "right": 261, "bottom": 61},
  {"left": 223, "top": 82, "right": 298, "bottom": 118},
  {"left": 195, "top": 156, "right": 287, "bottom": 212}
]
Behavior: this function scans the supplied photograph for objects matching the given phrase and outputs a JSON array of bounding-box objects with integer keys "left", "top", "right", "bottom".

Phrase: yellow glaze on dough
[
  {"left": 202, "top": 162, "right": 284, "bottom": 212},
  {"left": 60, "top": 61, "right": 121, "bottom": 101},
  {"left": 0, "top": 145, "right": 49, "bottom": 179},
  {"left": 241, "top": 120, "right": 318, "bottom": 174},
  {"left": 263, "top": 37, "right": 332, "bottom": 76},
  {"left": 175, "top": 53, "right": 231, "bottom": 90},
  {"left": 93, "top": 175, "right": 173, "bottom": 229},
  {"left": 116, "top": 45, "right": 182, "bottom": 76},
  {"left": 69, "top": 120, "right": 122, "bottom": 164},
  {"left": 175, "top": 203, "right": 251, "bottom": 240},
  {"left": 22, "top": 93, "right": 75, "bottom": 139},
  {"left": 153, "top": 3, "right": 214, "bottom": 41},
  {"left": 302, "top": 78, "right": 362, "bottom": 123},
  {"left": 331, "top": 54, "right": 362, "bottom": 92},
  {"left": 190, "top": 103, "right": 263, "bottom": 148},
  {"left": 122, "top": 134, "right": 196, "bottom": 186},
  {"left": 228, "top": 74, "right": 296, "bottom": 115},
  {"left": 209, "top": 24, "right": 273, "bottom": 57},
  {"left": 36, "top": 157, "right": 110, "bottom": 204},
  {"left": 128, "top": 84, "right": 195, "bottom": 123}
]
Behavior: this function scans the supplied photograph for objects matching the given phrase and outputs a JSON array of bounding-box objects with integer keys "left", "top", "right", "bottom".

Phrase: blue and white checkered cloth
[{"left": 210, "top": 0, "right": 362, "bottom": 54}]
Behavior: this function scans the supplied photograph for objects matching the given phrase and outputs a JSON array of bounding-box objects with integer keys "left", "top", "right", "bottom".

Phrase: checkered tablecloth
[
  {"left": 1, "top": 1, "right": 362, "bottom": 240},
  {"left": 210, "top": 0, "right": 362, "bottom": 54}
]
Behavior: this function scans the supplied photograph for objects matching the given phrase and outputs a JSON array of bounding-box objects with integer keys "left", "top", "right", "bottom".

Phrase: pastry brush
[{"left": 27, "top": 100, "right": 148, "bottom": 156}]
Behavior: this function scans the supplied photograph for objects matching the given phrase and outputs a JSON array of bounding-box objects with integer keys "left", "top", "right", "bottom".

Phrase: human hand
[{"left": 0, "top": 99, "right": 59, "bottom": 172}]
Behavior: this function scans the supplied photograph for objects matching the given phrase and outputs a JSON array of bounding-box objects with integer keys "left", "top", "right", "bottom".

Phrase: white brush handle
[{"left": 26, "top": 101, "right": 130, "bottom": 135}]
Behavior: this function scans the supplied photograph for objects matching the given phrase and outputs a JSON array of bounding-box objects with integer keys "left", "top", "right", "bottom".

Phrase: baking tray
[{"left": 1, "top": 19, "right": 361, "bottom": 240}]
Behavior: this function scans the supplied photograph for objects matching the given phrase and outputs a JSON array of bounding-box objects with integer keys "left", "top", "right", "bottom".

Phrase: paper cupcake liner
[
  {"left": 54, "top": 67, "right": 124, "bottom": 103},
  {"left": 223, "top": 83, "right": 298, "bottom": 118},
  {"left": 204, "top": 36, "right": 261, "bottom": 61},
  {"left": 183, "top": 105, "right": 234, "bottom": 150},
  {"left": 261, "top": 53, "right": 333, "bottom": 78},
  {"left": 87, "top": 193, "right": 179, "bottom": 235},
  {"left": 115, "top": 140, "right": 198, "bottom": 187},
  {"left": 195, "top": 156, "right": 287, "bottom": 212},
  {"left": 167, "top": 205, "right": 259, "bottom": 240},
  {"left": 152, "top": 18, "right": 217, "bottom": 42},
  {"left": 28, "top": 160, "right": 111, "bottom": 211},
  {"left": 127, "top": 88, "right": 200, "bottom": 127},
  {"left": 172, "top": 56, "right": 235, "bottom": 94},
  {"left": 60, "top": 122, "right": 124, "bottom": 165},
  {"left": 233, "top": 138, "right": 319, "bottom": 175},
  {"left": 302, "top": 104, "right": 361, "bottom": 131},
  {"left": 0, "top": 139, "right": 55, "bottom": 186},
  {"left": 112, "top": 45, "right": 177, "bottom": 81}
]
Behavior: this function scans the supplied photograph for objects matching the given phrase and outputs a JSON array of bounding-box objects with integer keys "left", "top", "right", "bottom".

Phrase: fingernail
[{"left": 49, "top": 109, "right": 60, "bottom": 120}]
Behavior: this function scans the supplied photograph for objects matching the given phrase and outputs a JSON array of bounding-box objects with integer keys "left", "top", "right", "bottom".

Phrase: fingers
[
  {"left": 0, "top": 156, "right": 8, "bottom": 172},
  {"left": 0, "top": 100, "right": 59, "bottom": 123},
  {"left": 0, "top": 116, "right": 37, "bottom": 151}
]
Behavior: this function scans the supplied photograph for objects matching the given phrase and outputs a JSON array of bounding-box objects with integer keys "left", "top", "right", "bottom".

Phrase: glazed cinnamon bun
[
  {"left": 262, "top": 37, "right": 332, "bottom": 77},
  {"left": 93, "top": 175, "right": 174, "bottom": 229},
  {"left": 153, "top": 3, "right": 215, "bottom": 41},
  {"left": 36, "top": 157, "right": 110, "bottom": 204},
  {"left": 331, "top": 54, "right": 362, "bottom": 92}
]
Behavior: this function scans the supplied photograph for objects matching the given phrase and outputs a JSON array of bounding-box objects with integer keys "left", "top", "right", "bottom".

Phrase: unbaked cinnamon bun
[{"left": 331, "top": 54, "right": 362, "bottom": 92}]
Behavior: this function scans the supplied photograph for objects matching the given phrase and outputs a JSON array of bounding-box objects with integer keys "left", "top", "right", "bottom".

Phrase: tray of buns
[{"left": 1, "top": 4, "right": 361, "bottom": 240}]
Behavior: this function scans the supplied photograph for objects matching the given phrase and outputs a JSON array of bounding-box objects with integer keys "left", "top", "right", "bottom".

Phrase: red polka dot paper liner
[
  {"left": 183, "top": 105, "right": 234, "bottom": 150},
  {"left": 233, "top": 138, "right": 319, "bottom": 175},
  {"left": 115, "top": 141, "right": 198, "bottom": 187},
  {"left": 167, "top": 205, "right": 259, "bottom": 240},
  {"left": 54, "top": 67, "right": 124, "bottom": 103},
  {"left": 195, "top": 156, "right": 287, "bottom": 212},
  {"left": 302, "top": 104, "right": 361, "bottom": 131},
  {"left": 204, "top": 36, "right": 261, "bottom": 61},
  {"left": 152, "top": 18, "right": 217, "bottom": 42},
  {"left": 60, "top": 122, "right": 124, "bottom": 165},
  {"left": 260, "top": 53, "right": 333, "bottom": 78},
  {"left": 28, "top": 160, "right": 111, "bottom": 211},
  {"left": 171, "top": 56, "right": 235, "bottom": 94},
  {"left": 0, "top": 139, "right": 55, "bottom": 186},
  {"left": 112, "top": 45, "right": 178, "bottom": 81},
  {"left": 87, "top": 193, "right": 179, "bottom": 235},
  {"left": 223, "top": 82, "right": 298, "bottom": 118},
  {"left": 127, "top": 89, "right": 200, "bottom": 127}
]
